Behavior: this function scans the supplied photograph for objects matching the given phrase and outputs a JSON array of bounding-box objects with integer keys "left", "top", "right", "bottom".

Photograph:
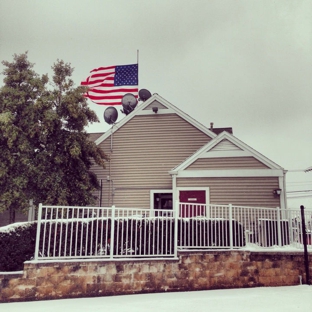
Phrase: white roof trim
[
  {"left": 94, "top": 94, "right": 216, "bottom": 145},
  {"left": 176, "top": 169, "right": 284, "bottom": 178},
  {"left": 170, "top": 131, "right": 284, "bottom": 174}
]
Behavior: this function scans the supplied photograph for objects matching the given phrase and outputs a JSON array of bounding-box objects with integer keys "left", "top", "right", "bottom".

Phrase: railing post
[
  {"left": 276, "top": 207, "right": 282, "bottom": 247},
  {"left": 300, "top": 205, "right": 310, "bottom": 285},
  {"left": 285, "top": 209, "right": 293, "bottom": 245},
  {"left": 174, "top": 200, "right": 179, "bottom": 257},
  {"left": 34, "top": 203, "right": 43, "bottom": 261},
  {"left": 28, "top": 199, "right": 35, "bottom": 222},
  {"left": 110, "top": 205, "right": 115, "bottom": 260},
  {"left": 229, "top": 204, "right": 233, "bottom": 249}
]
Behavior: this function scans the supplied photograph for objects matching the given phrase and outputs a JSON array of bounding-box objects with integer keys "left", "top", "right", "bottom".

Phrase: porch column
[
  {"left": 171, "top": 173, "right": 178, "bottom": 211},
  {"left": 279, "top": 174, "right": 286, "bottom": 210}
]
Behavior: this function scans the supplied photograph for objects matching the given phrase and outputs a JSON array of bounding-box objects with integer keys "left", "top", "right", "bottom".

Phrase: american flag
[{"left": 81, "top": 64, "right": 138, "bottom": 105}]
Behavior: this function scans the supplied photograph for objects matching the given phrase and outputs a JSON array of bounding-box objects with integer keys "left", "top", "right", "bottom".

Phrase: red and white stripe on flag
[{"left": 81, "top": 64, "right": 138, "bottom": 105}]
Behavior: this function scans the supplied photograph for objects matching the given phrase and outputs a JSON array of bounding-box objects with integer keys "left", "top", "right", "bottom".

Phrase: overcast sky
[{"left": 0, "top": 0, "right": 311, "bottom": 207}]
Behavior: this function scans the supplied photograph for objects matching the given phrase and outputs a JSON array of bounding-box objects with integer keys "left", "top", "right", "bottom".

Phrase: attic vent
[
  {"left": 211, "top": 139, "right": 242, "bottom": 152},
  {"left": 144, "top": 101, "right": 167, "bottom": 110}
]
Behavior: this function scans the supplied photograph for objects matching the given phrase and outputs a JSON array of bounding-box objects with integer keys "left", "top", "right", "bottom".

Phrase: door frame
[
  {"left": 176, "top": 187, "right": 210, "bottom": 215},
  {"left": 177, "top": 187, "right": 210, "bottom": 202}
]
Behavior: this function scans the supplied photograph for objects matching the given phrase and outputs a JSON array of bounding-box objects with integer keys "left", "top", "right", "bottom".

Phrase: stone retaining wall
[{"left": 0, "top": 251, "right": 311, "bottom": 302}]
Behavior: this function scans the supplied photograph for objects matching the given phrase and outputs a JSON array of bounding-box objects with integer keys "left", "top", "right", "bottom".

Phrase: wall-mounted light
[
  {"left": 152, "top": 107, "right": 158, "bottom": 113},
  {"left": 305, "top": 166, "right": 312, "bottom": 172},
  {"left": 273, "top": 188, "right": 282, "bottom": 197}
]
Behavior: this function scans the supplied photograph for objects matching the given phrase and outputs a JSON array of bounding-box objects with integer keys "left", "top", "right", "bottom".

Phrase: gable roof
[
  {"left": 170, "top": 131, "right": 284, "bottom": 174},
  {"left": 211, "top": 127, "right": 233, "bottom": 135},
  {"left": 94, "top": 94, "right": 217, "bottom": 145}
]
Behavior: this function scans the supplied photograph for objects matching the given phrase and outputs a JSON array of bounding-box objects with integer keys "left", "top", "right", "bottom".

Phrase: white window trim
[{"left": 150, "top": 189, "right": 173, "bottom": 210}]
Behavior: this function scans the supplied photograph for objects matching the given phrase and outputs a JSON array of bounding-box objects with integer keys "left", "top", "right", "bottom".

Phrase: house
[
  {"left": 90, "top": 94, "right": 286, "bottom": 213},
  {"left": 0, "top": 210, "right": 29, "bottom": 227}
]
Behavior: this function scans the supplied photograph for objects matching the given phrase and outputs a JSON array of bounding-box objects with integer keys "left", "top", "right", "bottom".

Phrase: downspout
[
  {"left": 171, "top": 172, "right": 178, "bottom": 259},
  {"left": 109, "top": 125, "right": 114, "bottom": 206},
  {"left": 99, "top": 179, "right": 102, "bottom": 207},
  {"left": 283, "top": 170, "right": 288, "bottom": 210}
]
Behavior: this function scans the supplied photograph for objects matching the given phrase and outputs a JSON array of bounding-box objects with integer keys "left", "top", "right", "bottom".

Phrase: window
[{"left": 150, "top": 190, "right": 173, "bottom": 210}]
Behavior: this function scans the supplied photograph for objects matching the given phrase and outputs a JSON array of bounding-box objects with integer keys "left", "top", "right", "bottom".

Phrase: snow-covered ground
[{"left": 1, "top": 286, "right": 311, "bottom": 312}]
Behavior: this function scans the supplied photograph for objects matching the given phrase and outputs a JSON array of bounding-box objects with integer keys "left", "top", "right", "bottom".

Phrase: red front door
[{"left": 179, "top": 190, "right": 206, "bottom": 217}]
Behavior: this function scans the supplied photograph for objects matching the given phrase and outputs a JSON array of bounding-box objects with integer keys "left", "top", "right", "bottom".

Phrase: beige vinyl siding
[
  {"left": 177, "top": 177, "right": 280, "bottom": 207},
  {"left": 0, "top": 210, "right": 28, "bottom": 227},
  {"left": 95, "top": 113, "right": 212, "bottom": 207},
  {"left": 88, "top": 132, "right": 104, "bottom": 142},
  {"left": 186, "top": 157, "right": 270, "bottom": 170}
]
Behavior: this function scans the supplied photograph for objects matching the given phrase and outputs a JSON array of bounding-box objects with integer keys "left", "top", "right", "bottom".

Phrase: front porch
[{"left": 33, "top": 203, "right": 312, "bottom": 261}]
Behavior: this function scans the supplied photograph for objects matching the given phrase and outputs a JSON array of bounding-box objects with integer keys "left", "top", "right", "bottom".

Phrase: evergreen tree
[{"left": 0, "top": 53, "right": 107, "bottom": 222}]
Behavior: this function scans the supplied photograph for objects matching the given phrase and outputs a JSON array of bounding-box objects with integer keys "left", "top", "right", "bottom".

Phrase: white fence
[
  {"left": 179, "top": 204, "right": 312, "bottom": 249},
  {"left": 34, "top": 203, "right": 312, "bottom": 260},
  {"left": 34, "top": 205, "right": 177, "bottom": 260}
]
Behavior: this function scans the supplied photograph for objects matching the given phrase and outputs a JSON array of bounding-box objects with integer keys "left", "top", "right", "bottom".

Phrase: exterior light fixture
[
  {"left": 304, "top": 166, "right": 312, "bottom": 173},
  {"left": 288, "top": 166, "right": 312, "bottom": 173},
  {"left": 273, "top": 188, "right": 282, "bottom": 196},
  {"left": 152, "top": 107, "right": 158, "bottom": 113}
]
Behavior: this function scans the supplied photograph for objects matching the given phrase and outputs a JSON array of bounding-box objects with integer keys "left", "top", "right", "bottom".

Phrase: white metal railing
[
  {"left": 286, "top": 208, "right": 312, "bottom": 248},
  {"left": 177, "top": 203, "right": 312, "bottom": 249},
  {"left": 34, "top": 203, "right": 312, "bottom": 260},
  {"left": 34, "top": 205, "right": 176, "bottom": 260}
]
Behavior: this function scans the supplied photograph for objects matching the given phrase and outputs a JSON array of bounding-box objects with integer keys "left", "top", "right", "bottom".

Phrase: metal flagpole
[{"left": 137, "top": 49, "right": 139, "bottom": 90}]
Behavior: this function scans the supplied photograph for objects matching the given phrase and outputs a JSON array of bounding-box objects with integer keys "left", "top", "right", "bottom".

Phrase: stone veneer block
[{"left": 0, "top": 251, "right": 311, "bottom": 303}]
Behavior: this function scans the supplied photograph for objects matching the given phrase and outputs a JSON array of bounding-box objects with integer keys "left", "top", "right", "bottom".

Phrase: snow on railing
[{"left": 34, "top": 203, "right": 312, "bottom": 260}]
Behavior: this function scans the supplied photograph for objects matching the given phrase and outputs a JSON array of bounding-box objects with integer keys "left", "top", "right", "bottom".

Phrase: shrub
[
  {"left": 0, "top": 218, "right": 245, "bottom": 271},
  {"left": 0, "top": 222, "right": 37, "bottom": 271},
  {"left": 177, "top": 219, "right": 245, "bottom": 248}
]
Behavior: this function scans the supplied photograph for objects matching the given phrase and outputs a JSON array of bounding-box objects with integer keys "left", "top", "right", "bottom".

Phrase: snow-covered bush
[
  {"left": 0, "top": 219, "right": 245, "bottom": 272},
  {"left": 0, "top": 222, "right": 37, "bottom": 271}
]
